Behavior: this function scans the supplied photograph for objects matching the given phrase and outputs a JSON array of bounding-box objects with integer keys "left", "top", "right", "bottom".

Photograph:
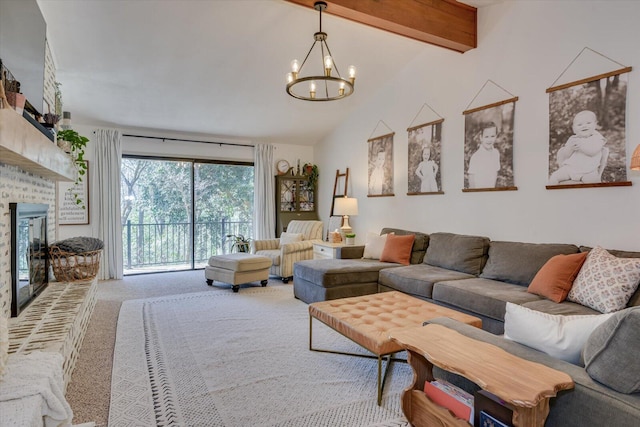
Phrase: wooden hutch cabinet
[{"left": 275, "top": 172, "right": 318, "bottom": 236}]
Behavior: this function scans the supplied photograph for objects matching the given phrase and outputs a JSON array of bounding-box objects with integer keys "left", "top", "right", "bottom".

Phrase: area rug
[{"left": 108, "top": 286, "right": 411, "bottom": 426}]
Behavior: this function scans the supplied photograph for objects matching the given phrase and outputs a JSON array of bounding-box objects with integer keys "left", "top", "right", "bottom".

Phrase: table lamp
[{"left": 334, "top": 197, "right": 358, "bottom": 238}]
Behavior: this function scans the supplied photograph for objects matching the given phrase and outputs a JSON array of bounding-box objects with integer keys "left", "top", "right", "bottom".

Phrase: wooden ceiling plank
[{"left": 284, "top": 0, "right": 477, "bottom": 53}]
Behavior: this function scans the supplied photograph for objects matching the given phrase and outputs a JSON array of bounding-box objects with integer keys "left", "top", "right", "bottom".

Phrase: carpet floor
[{"left": 109, "top": 286, "right": 410, "bottom": 426}]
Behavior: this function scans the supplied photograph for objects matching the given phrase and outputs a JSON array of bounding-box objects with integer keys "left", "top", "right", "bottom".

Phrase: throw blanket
[{"left": 0, "top": 351, "right": 73, "bottom": 427}]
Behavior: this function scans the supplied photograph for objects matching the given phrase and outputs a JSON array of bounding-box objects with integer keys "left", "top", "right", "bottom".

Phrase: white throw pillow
[
  {"left": 279, "top": 232, "right": 303, "bottom": 245},
  {"left": 503, "top": 302, "right": 614, "bottom": 365},
  {"left": 362, "top": 232, "right": 389, "bottom": 260},
  {"left": 567, "top": 246, "right": 640, "bottom": 313}
]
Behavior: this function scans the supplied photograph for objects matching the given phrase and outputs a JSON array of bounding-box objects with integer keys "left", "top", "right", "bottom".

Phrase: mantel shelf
[{"left": 0, "top": 109, "right": 75, "bottom": 182}]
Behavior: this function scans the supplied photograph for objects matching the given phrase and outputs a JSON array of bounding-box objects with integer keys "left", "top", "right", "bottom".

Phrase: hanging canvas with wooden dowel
[
  {"left": 546, "top": 48, "right": 632, "bottom": 190},
  {"left": 462, "top": 80, "right": 518, "bottom": 192},
  {"left": 367, "top": 120, "right": 394, "bottom": 197},
  {"left": 407, "top": 103, "right": 444, "bottom": 195}
]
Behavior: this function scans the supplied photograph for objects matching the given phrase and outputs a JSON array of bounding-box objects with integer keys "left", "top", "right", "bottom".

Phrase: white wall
[
  {"left": 314, "top": 0, "right": 640, "bottom": 251},
  {"left": 57, "top": 123, "right": 314, "bottom": 240}
]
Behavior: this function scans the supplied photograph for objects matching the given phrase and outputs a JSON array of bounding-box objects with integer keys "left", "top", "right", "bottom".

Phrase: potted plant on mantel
[{"left": 57, "top": 129, "right": 89, "bottom": 209}]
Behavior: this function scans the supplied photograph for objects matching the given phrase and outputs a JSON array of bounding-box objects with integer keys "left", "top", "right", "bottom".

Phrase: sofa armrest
[
  {"left": 337, "top": 245, "right": 365, "bottom": 259},
  {"left": 252, "top": 239, "right": 279, "bottom": 252}
]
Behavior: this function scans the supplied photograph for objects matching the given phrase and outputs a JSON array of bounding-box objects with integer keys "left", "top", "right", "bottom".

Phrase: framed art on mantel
[{"left": 58, "top": 160, "right": 89, "bottom": 225}]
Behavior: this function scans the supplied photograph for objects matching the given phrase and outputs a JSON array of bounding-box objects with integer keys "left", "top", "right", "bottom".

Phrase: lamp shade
[
  {"left": 334, "top": 197, "right": 358, "bottom": 216},
  {"left": 631, "top": 144, "right": 640, "bottom": 171}
]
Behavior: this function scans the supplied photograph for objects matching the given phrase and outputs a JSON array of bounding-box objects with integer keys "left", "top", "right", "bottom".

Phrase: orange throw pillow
[
  {"left": 380, "top": 233, "right": 415, "bottom": 265},
  {"left": 527, "top": 252, "right": 588, "bottom": 303}
]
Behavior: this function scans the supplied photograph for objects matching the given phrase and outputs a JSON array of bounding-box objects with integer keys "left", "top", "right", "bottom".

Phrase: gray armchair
[{"left": 252, "top": 220, "right": 323, "bottom": 282}]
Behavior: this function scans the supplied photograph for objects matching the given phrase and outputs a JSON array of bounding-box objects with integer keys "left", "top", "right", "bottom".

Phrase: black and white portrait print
[
  {"left": 407, "top": 120, "right": 442, "bottom": 194},
  {"left": 368, "top": 134, "right": 394, "bottom": 197},
  {"left": 548, "top": 73, "right": 628, "bottom": 186},
  {"left": 464, "top": 102, "right": 516, "bottom": 190}
]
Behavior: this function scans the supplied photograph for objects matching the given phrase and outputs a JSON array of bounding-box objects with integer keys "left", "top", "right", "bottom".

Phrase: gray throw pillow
[
  {"left": 480, "top": 241, "right": 578, "bottom": 286},
  {"left": 582, "top": 307, "right": 640, "bottom": 394},
  {"left": 424, "top": 232, "right": 489, "bottom": 275}
]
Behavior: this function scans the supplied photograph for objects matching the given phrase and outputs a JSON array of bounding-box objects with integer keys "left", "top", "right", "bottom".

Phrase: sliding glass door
[{"left": 121, "top": 157, "right": 253, "bottom": 274}]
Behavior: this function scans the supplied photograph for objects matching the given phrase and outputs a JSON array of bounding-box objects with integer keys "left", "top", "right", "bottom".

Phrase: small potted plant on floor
[{"left": 226, "top": 234, "right": 252, "bottom": 253}]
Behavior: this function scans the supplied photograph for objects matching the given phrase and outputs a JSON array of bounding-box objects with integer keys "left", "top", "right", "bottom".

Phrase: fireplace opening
[{"left": 10, "top": 203, "right": 49, "bottom": 317}]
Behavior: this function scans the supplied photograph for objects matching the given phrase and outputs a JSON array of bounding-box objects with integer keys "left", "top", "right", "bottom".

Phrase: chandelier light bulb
[
  {"left": 286, "top": 72, "right": 294, "bottom": 84},
  {"left": 348, "top": 65, "right": 357, "bottom": 84},
  {"left": 324, "top": 55, "right": 333, "bottom": 76},
  {"left": 291, "top": 59, "right": 300, "bottom": 73},
  {"left": 338, "top": 81, "right": 345, "bottom": 96},
  {"left": 309, "top": 81, "right": 316, "bottom": 99}
]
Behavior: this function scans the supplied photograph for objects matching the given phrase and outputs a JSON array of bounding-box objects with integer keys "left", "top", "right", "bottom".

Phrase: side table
[
  {"left": 313, "top": 242, "right": 345, "bottom": 260},
  {"left": 389, "top": 324, "right": 574, "bottom": 427}
]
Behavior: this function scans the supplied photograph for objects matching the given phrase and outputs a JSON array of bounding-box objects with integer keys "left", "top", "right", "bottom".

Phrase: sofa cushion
[
  {"left": 567, "top": 246, "right": 640, "bottom": 313},
  {"left": 293, "top": 259, "right": 398, "bottom": 288},
  {"left": 432, "top": 277, "right": 542, "bottom": 322},
  {"left": 381, "top": 228, "right": 429, "bottom": 264},
  {"left": 527, "top": 252, "right": 588, "bottom": 302},
  {"left": 521, "top": 299, "right": 601, "bottom": 316},
  {"left": 480, "top": 241, "right": 579, "bottom": 286},
  {"left": 583, "top": 307, "right": 640, "bottom": 393},
  {"left": 362, "top": 232, "right": 389, "bottom": 260},
  {"left": 380, "top": 233, "right": 415, "bottom": 265},
  {"left": 424, "top": 232, "right": 489, "bottom": 275},
  {"left": 378, "top": 264, "right": 474, "bottom": 299},
  {"left": 504, "top": 302, "right": 613, "bottom": 365}
]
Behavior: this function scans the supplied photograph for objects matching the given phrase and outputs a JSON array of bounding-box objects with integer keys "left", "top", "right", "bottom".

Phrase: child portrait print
[
  {"left": 463, "top": 102, "right": 516, "bottom": 190},
  {"left": 547, "top": 73, "right": 628, "bottom": 186},
  {"left": 367, "top": 134, "right": 394, "bottom": 196},
  {"left": 407, "top": 120, "right": 442, "bottom": 194}
]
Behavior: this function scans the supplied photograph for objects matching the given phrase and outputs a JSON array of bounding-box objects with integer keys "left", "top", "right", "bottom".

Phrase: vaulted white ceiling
[{"left": 38, "top": 0, "right": 496, "bottom": 145}]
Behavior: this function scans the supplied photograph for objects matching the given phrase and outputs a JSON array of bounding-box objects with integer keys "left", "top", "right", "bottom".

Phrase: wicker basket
[{"left": 49, "top": 246, "right": 102, "bottom": 283}]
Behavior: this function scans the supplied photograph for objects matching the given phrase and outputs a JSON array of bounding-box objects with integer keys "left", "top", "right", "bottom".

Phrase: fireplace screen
[{"left": 10, "top": 203, "right": 49, "bottom": 317}]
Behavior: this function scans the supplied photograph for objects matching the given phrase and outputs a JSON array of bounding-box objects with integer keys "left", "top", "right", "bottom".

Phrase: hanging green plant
[
  {"left": 57, "top": 129, "right": 89, "bottom": 208},
  {"left": 303, "top": 163, "right": 319, "bottom": 188}
]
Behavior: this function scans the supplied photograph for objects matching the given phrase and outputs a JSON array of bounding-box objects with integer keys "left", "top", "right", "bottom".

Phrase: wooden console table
[{"left": 389, "top": 324, "right": 574, "bottom": 427}]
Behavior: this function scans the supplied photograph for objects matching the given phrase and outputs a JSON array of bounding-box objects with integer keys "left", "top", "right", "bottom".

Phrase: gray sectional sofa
[{"left": 293, "top": 228, "right": 640, "bottom": 426}]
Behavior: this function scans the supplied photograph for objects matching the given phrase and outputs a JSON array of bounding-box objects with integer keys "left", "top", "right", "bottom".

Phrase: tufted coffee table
[{"left": 309, "top": 291, "right": 482, "bottom": 405}]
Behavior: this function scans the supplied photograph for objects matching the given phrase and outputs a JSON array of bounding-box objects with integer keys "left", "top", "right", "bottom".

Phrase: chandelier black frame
[{"left": 286, "top": 1, "right": 356, "bottom": 101}]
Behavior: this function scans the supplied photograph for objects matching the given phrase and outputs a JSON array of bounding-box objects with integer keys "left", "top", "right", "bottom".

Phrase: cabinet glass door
[{"left": 280, "top": 180, "right": 296, "bottom": 211}]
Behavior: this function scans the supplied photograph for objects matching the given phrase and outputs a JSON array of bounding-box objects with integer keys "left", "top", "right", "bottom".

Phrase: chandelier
[{"left": 286, "top": 1, "right": 356, "bottom": 101}]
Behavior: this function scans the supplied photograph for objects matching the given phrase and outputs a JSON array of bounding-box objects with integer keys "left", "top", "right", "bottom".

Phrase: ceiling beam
[{"left": 284, "top": 0, "right": 477, "bottom": 53}]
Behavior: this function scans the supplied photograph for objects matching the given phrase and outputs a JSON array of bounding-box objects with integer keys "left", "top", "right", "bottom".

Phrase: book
[
  {"left": 423, "top": 379, "right": 474, "bottom": 423},
  {"left": 479, "top": 410, "right": 511, "bottom": 427},
  {"left": 474, "top": 390, "right": 513, "bottom": 427}
]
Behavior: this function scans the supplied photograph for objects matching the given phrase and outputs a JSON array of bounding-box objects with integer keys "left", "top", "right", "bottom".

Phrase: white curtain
[
  {"left": 253, "top": 144, "right": 275, "bottom": 239},
  {"left": 92, "top": 129, "right": 123, "bottom": 280}
]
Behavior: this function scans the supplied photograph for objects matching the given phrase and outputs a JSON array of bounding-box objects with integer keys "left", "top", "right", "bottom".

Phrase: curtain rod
[{"left": 120, "top": 133, "right": 254, "bottom": 148}]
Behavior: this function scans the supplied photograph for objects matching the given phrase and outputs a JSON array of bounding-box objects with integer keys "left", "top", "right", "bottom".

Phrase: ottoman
[{"left": 205, "top": 253, "right": 272, "bottom": 292}]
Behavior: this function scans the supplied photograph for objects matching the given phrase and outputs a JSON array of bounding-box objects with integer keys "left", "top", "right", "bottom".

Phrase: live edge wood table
[
  {"left": 389, "top": 324, "right": 575, "bottom": 427},
  {"left": 308, "top": 291, "right": 482, "bottom": 405}
]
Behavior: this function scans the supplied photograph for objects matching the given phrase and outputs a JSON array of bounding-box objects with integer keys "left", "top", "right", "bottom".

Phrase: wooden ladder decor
[{"left": 330, "top": 168, "right": 350, "bottom": 216}]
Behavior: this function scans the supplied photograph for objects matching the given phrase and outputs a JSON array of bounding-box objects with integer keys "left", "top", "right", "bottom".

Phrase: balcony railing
[{"left": 123, "top": 219, "right": 252, "bottom": 272}]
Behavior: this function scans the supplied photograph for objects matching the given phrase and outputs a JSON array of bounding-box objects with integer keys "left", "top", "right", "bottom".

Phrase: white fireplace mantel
[{"left": 0, "top": 109, "right": 75, "bottom": 182}]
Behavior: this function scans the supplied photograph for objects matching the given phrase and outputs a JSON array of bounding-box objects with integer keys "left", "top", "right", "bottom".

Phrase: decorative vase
[{"left": 57, "top": 139, "right": 71, "bottom": 153}]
